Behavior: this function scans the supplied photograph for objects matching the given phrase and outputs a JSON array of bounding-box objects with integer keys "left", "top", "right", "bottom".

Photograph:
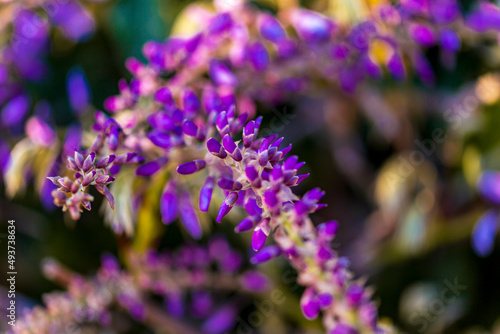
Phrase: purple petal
[
  {"left": 177, "top": 160, "right": 206, "bottom": 175},
  {"left": 250, "top": 245, "right": 281, "bottom": 264},
  {"left": 179, "top": 191, "right": 203, "bottom": 239},
  {"left": 161, "top": 181, "right": 178, "bottom": 224},
  {"left": 209, "top": 60, "right": 238, "bottom": 87},
  {"left": 259, "top": 14, "right": 286, "bottom": 42},
  {"left": 136, "top": 160, "right": 163, "bottom": 177},
  {"left": 199, "top": 176, "right": 215, "bottom": 212}
]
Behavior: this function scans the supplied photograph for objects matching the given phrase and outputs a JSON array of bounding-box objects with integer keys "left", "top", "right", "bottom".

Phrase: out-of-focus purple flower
[
  {"left": 240, "top": 271, "right": 270, "bottom": 291},
  {"left": 201, "top": 304, "right": 237, "bottom": 334},
  {"left": 136, "top": 159, "right": 166, "bottom": 177},
  {"left": 248, "top": 42, "right": 270, "bottom": 72},
  {"left": 430, "top": 0, "right": 460, "bottom": 24},
  {"left": 466, "top": 2, "right": 500, "bottom": 32},
  {"left": 67, "top": 67, "right": 91, "bottom": 115},
  {"left": 478, "top": 171, "right": 500, "bottom": 205},
  {"left": 1, "top": 94, "right": 30, "bottom": 128},
  {"left": 179, "top": 190, "right": 203, "bottom": 239},
  {"left": 259, "top": 13, "right": 286, "bottom": 42},
  {"left": 439, "top": 29, "right": 461, "bottom": 52},
  {"left": 409, "top": 24, "right": 435, "bottom": 47},
  {"left": 25, "top": 116, "right": 56, "bottom": 147},
  {"left": 209, "top": 60, "right": 238, "bottom": 87},
  {"left": 161, "top": 181, "right": 179, "bottom": 224},
  {"left": 387, "top": 53, "right": 406, "bottom": 81},
  {"left": 291, "top": 9, "right": 334, "bottom": 43},
  {"left": 472, "top": 210, "right": 499, "bottom": 257},
  {"left": 46, "top": 0, "right": 95, "bottom": 41},
  {"left": 63, "top": 125, "right": 82, "bottom": 157}
]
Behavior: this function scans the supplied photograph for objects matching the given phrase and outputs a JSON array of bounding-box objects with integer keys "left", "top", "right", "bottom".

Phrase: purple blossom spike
[
  {"left": 161, "top": 181, "right": 178, "bottom": 224},
  {"left": 177, "top": 160, "right": 207, "bottom": 175},
  {"left": 199, "top": 176, "right": 215, "bottom": 212},
  {"left": 216, "top": 192, "right": 239, "bottom": 222},
  {"left": 250, "top": 245, "right": 281, "bottom": 264}
]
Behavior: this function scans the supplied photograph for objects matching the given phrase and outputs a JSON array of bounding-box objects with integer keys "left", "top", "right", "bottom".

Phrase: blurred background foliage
[{"left": 2, "top": 0, "right": 500, "bottom": 333}]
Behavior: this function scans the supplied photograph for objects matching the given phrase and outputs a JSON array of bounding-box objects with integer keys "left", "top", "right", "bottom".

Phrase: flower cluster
[
  {"left": 1, "top": 0, "right": 99, "bottom": 131},
  {"left": 11, "top": 238, "right": 269, "bottom": 334},
  {"left": 43, "top": 1, "right": 500, "bottom": 332},
  {"left": 1, "top": 0, "right": 105, "bottom": 207},
  {"left": 174, "top": 113, "right": 380, "bottom": 332}
]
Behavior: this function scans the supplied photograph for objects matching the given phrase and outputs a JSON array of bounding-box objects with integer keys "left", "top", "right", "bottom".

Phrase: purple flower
[
  {"left": 291, "top": 10, "right": 334, "bottom": 43},
  {"left": 478, "top": 171, "right": 500, "bottom": 205},
  {"left": 472, "top": 210, "right": 499, "bottom": 257},
  {"left": 67, "top": 67, "right": 91, "bottom": 115},
  {"left": 47, "top": 0, "right": 95, "bottom": 41},
  {"left": 201, "top": 305, "right": 237, "bottom": 334},
  {"left": 136, "top": 159, "right": 165, "bottom": 177},
  {"left": 25, "top": 116, "right": 56, "bottom": 147},
  {"left": 209, "top": 60, "right": 238, "bottom": 87},
  {"left": 259, "top": 14, "right": 286, "bottom": 42},
  {"left": 1, "top": 94, "right": 30, "bottom": 128},
  {"left": 409, "top": 24, "right": 436, "bottom": 47}
]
